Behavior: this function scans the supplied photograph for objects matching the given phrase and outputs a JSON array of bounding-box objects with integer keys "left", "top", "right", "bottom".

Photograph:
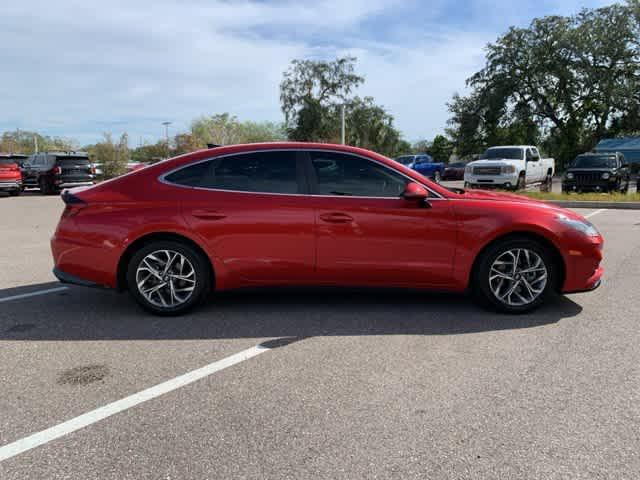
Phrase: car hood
[
  {"left": 461, "top": 188, "right": 545, "bottom": 204},
  {"left": 566, "top": 167, "right": 614, "bottom": 173},
  {"left": 467, "top": 159, "right": 516, "bottom": 167}
]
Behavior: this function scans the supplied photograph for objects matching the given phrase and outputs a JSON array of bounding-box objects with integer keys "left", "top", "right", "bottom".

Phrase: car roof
[
  {"left": 486, "top": 145, "right": 532, "bottom": 149},
  {"left": 0, "top": 153, "right": 28, "bottom": 158}
]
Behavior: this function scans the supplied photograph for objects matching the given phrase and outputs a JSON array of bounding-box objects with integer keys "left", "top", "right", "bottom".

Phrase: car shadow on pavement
[{"left": 0, "top": 282, "right": 583, "bottom": 341}]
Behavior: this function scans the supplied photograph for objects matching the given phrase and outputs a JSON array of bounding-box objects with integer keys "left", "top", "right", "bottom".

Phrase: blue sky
[{"left": 0, "top": 0, "right": 613, "bottom": 146}]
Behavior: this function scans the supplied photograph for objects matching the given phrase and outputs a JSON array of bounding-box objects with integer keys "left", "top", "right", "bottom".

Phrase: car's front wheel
[
  {"left": 126, "top": 241, "right": 211, "bottom": 316},
  {"left": 473, "top": 237, "right": 558, "bottom": 314}
]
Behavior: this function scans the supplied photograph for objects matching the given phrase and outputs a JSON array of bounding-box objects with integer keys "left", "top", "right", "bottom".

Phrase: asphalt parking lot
[{"left": 1, "top": 193, "right": 639, "bottom": 479}]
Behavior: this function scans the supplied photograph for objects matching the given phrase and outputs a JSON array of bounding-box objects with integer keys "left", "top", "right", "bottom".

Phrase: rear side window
[
  {"left": 165, "top": 151, "right": 300, "bottom": 194},
  {"left": 309, "top": 151, "right": 407, "bottom": 198}
]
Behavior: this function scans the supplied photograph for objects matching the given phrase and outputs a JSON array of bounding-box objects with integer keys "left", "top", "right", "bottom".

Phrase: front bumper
[
  {"left": 562, "top": 180, "right": 617, "bottom": 192},
  {"left": 464, "top": 173, "right": 519, "bottom": 188},
  {"left": 561, "top": 235, "right": 604, "bottom": 294}
]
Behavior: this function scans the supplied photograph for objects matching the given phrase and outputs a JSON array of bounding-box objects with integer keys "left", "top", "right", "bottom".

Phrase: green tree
[
  {"left": 280, "top": 57, "right": 364, "bottom": 141},
  {"left": 91, "top": 133, "right": 128, "bottom": 179},
  {"left": 0, "top": 130, "right": 77, "bottom": 154},
  {"left": 447, "top": 3, "right": 640, "bottom": 164},
  {"left": 427, "top": 135, "right": 454, "bottom": 163}
]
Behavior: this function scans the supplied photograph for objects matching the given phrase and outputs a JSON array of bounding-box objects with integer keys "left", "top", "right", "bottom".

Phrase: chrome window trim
[{"left": 158, "top": 148, "right": 445, "bottom": 200}]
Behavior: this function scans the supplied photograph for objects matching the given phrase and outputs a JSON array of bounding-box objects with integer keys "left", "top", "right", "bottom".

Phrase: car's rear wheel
[
  {"left": 472, "top": 237, "right": 558, "bottom": 314},
  {"left": 126, "top": 241, "right": 211, "bottom": 316},
  {"left": 540, "top": 173, "right": 552, "bottom": 192},
  {"left": 39, "top": 177, "right": 56, "bottom": 195},
  {"left": 9, "top": 189, "right": 21, "bottom": 197}
]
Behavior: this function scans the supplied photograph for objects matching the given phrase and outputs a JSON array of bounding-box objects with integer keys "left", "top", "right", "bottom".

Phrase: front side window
[
  {"left": 164, "top": 151, "right": 299, "bottom": 194},
  {"left": 309, "top": 151, "right": 407, "bottom": 198}
]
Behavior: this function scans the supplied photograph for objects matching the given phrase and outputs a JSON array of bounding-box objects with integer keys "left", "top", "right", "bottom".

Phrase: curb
[{"left": 546, "top": 200, "right": 640, "bottom": 210}]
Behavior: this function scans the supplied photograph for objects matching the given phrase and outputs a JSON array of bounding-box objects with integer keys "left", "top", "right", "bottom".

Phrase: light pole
[
  {"left": 341, "top": 104, "right": 346, "bottom": 145},
  {"left": 162, "top": 121, "right": 171, "bottom": 158}
]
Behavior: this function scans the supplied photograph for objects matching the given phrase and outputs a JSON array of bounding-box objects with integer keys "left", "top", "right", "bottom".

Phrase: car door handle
[
  {"left": 319, "top": 212, "right": 354, "bottom": 223},
  {"left": 191, "top": 210, "right": 227, "bottom": 220}
]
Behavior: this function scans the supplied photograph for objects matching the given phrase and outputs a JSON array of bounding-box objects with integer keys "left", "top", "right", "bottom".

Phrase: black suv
[
  {"left": 562, "top": 152, "right": 630, "bottom": 193},
  {"left": 22, "top": 152, "right": 95, "bottom": 194}
]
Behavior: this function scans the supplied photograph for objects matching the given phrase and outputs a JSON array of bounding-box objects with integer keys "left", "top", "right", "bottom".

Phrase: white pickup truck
[{"left": 464, "top": 145, "right": 555, "bottom": 191}]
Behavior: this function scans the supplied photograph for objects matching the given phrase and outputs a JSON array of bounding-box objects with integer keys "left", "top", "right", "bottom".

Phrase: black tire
[
  {"left": 39, "top": 177, "right": 56, "bottom": 195},
  {"left": 516, "top": 173, "right": 526, "bottom": 191},
  {"left": 620, "top": 181, "right": 629, "bottom": 194},
  {"left": 126, "top": 240, "right": 211, "bottom": 316},
  {"left": 9, "top": 189, "right": 21, "bottom": 197},
  {"left": 472, "top": 236, "right": 559, "bottom": 314},
  {"left": 540, "top": 174, "right": 552, "bottom": 192}
]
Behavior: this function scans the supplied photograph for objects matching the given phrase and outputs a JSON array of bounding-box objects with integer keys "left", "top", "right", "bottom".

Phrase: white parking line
[
  {"left": 0, "top": 286, "right": 68, "bottom": 303},
  {"left": 0, "top": 344, "right": 272, "bottom": 462},
  {"left": 585, "top": 209, "right": 606, "bottom": 219}
]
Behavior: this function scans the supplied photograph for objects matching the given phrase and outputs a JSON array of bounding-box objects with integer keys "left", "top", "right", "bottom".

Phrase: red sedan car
[{"left": 51, "top": 143, "right": 603, "bottom": 315}]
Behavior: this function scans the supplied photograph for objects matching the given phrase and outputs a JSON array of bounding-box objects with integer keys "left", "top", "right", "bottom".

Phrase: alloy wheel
[
  {"left": 135, "top": 250, "right": 196, "bottom": 308},
  {"left": 489, "top": 248, "right": 548, "bottom": 307}
]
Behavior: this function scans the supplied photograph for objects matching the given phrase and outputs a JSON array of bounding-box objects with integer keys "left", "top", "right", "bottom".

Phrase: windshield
[
  {"left": 571, "top": 156, "right": 616, "bottom": 168},
  {"left": 395, "top": 156, "right": 415, "bottom": 165},
  {"left": 481, "top": 148, "right": 524, "bottom": 160},
  {"left": 447, "top": 162, "right": 466, "bottom": 168}
]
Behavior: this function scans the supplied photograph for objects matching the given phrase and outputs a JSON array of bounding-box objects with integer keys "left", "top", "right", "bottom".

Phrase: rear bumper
[
  {"left": 0, "top": 180, "right": 22, "bottom": 191},
  {"left": 53, "top": 267, "right": 103, "bottom": 288},
  {"left": 56, "top": 181, "right": 95, "bottom": 189}
]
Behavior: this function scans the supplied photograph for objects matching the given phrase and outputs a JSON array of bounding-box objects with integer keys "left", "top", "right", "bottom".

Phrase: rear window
[
  {"left": 164, "top": 151, "right": 300, "bottom": 194},
  {"left": 0, "top": 158, "right": 17, "bottom": 165},
  {"left": 57, "top": 157, "right": 90, "bottom": 166}
]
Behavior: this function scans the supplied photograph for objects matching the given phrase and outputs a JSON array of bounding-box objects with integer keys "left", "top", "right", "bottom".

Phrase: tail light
[
  {"left": 51, "top": 166, "right": 62, "bottom": 175},
  {"left": 60, "top": 190, "right": 87, "bottom": 218}
]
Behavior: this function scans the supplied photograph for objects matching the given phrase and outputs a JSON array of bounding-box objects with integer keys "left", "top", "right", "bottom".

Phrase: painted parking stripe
[
  {"left": 0, "top": 286, "right": 68, "bottom": 303},
  {"left": 0, "top": 342, "right": 280, "bottom": 462},
  {"left": 584, "top": 209, "right": 606, "bottom": 219}
]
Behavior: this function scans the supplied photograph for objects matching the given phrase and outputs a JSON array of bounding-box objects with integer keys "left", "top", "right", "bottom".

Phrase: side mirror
[{"left": 402, "top": 182, "right": 429, "bottom": 205}]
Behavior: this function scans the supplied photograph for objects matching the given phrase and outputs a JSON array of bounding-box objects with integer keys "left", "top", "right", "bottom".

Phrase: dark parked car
[
  {"left": 0, "top": 153, "right": 27, "bottom": 196},
  {"left": 442, "top": 162, "right": 466, "bottom": 181},
  {"left": 395, "top": 154, "right": 445, "bottom": 182},
  {"left": 22, "top": 152, "right": 95, "bottom": 194},
  {"left": 562, "top": 152, "right": 630, "bottom": 193}
]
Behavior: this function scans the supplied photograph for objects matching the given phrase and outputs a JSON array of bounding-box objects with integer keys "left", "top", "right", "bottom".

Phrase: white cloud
[{"left": 0, "top": 0, "right": 615, "bottom": 145}]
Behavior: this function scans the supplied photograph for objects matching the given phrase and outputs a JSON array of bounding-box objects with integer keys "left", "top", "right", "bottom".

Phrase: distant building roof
[{"left": 595, "top": 137, "right": 640, "bottom": 163}]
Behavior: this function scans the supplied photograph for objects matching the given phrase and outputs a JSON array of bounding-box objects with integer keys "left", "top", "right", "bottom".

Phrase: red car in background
[
  {"left": 51, "top": 143, "right": 603, "bottom": 316},
  {"left": 442, "top": 162, "right": 466, "bottom": 181},
  {"left": 0, "top": 153, "right": 27, "bottom": 196}
]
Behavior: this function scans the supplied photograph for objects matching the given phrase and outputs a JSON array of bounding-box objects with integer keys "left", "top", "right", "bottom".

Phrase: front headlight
[
  {"left": 556, "top": 214, "right": 599, "bottom": 237},
  {"left": 602, "top": 172, "right": 610, "bottom": 180},
  {"left": 501, "top": 165, "right": 516, "bottom": 174},
  {"left": 566, "top": 172, "right": 574, "bottom": 180}
]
